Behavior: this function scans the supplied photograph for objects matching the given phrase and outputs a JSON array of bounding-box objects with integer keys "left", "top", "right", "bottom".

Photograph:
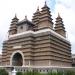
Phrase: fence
[{"left": 0, "top": 66, "right": 75, "bottom": 75}]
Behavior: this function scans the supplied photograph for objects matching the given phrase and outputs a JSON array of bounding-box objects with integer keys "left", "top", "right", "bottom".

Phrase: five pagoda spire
[{"left": 9, "top": 2, "right": 66, "bottom": 37}]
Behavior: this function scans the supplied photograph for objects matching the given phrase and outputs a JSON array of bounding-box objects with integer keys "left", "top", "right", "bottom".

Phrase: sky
[{"left": 0, "top": 0, "right": 75, "bottom": 54}]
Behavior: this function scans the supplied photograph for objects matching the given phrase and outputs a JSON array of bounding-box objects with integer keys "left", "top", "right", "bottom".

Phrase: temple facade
[{"left": 2, "top": 2, "right": 72, "bottom": 67}]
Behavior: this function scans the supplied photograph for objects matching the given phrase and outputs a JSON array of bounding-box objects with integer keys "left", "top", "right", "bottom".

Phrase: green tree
[
  {"left": 16, "top": 72, "right": 23, "bottom": 75},
  {"left": 64, "top": 70, "right": 75, "bottom": 75},
  {"left": 0, "top": 69, "right": 8, "bottom": 75}
]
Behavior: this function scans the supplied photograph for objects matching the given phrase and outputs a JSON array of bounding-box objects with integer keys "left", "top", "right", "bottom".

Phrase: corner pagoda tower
[
  {"left": 54, "top": 13, "right": 66, "bottom": 37},
  {"left": 2, "top": 2, "right": 71, "bottom": 67}
]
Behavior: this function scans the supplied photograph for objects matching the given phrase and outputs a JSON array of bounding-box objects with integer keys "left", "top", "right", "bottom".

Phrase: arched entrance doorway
[{"left": 12, "top": 53, "right": 23, "bottom": 66}]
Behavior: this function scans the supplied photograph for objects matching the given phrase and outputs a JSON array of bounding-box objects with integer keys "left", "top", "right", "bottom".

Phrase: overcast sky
[{"left": 0, "top": 0, "right": 75, "bottom": 54}]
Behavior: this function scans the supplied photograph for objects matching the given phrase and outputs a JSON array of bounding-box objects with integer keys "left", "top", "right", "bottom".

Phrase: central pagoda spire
[
  {"left": 32, "top": 2, "right": 53, "bottom": 30},
  {"left": 38, "top": 1, "right": 53, "bottom": 30}
]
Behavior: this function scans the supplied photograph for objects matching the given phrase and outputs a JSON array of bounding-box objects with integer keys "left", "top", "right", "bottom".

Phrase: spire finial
[
  {"left": 15, "top": 13, "right": 17, "bottom": 18},
  {"left": 45, "top": 1, "right": 47, "bottom": 6},
  {"left": 58, "top": 12, "right": 61, "bottom": 18},
  {"left": 25, "top": 15, "right": 27, "bottom": 20},
  {"left": 14, "top": 13, "right": 18, "bottom": 19},
  {"left": 12, "top": 13, "right": 19, "bottom": 20},
  {"left": 36, "top": 6, "right": 39, "bottom": 12},
  {"left": 37, "top": 6, "right": 39, "bottom": 11}
]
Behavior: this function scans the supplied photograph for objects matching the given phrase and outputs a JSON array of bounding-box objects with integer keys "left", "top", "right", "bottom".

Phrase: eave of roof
[{"left": 17, "top": 19, "right": 34, "bottom": 26}]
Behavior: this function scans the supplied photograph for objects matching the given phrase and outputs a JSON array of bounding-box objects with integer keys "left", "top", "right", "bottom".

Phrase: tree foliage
[
  {"left": 0, "top": 69, "right": 8, "bottom": 75},
  {"left": 16, "top": 70, "right": 75, "bottom": 75}
]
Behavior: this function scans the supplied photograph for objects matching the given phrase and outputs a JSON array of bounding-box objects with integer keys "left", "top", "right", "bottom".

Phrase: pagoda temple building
[{"left": 2, "top": 2, "right": 72, "bottom": 67}]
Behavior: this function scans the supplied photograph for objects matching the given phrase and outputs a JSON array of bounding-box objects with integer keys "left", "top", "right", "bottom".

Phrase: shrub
[
  {"left": 0, "top": 69, "right": 8, "bottom": 75},
  {"left": 51, "top": 72, "right": 57, "bottom": 75},
  {"left": 16, "top": 71, "right": 23, "bottom": 75},
  {"left": 25, "top": 71, "right": 33, "bottom": 75},
  {"left": 23, "top": 71, "right": 46, "bottom": 75},
  {"left": 47, "top": 72, "right": 52, "bottom": 75},
  {"left": 16, "top": 70, "right": 75, "bottom": 75},
  {"left": 64, "top": 70, "right": 75, "bottom": 75},
  {"left": 57, "top": 71, "right": 63, "bottom": 75},
  {"left": 47, "top": 71, "right": 57, "bottom": 75}
]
